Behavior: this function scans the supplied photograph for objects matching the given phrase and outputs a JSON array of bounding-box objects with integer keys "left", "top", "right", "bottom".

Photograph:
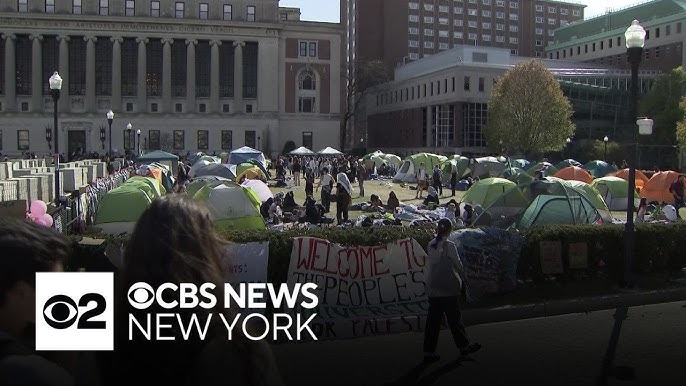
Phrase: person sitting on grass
[
  {"left": 282, "top": 191, "right": 298, "bottom": 213},
  {"left": 387, "top": 191, "right": 400, "bottom": 210},
  {"left": 268, "top": 197, "right": 283, "bottom": 225},
  {"left": 422, "top": 187, "right": 440, "bottom": 209}
]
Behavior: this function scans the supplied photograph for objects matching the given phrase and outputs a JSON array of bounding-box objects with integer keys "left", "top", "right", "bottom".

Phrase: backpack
[{"left": 432, "top": 168, "right": 441, "bottom": 182}]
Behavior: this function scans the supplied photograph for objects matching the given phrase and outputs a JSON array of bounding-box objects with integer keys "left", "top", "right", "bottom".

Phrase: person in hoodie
[
  {"left": 422, "top": 218, "right": 481, "bottom": 364},
  {"left": 335, "top": 172, "right": 353, "bottom": 225}
]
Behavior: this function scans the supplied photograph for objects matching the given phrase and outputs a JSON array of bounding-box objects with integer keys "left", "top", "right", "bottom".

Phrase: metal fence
[{"left": 50, "top": 168, "right": 132, "bottom": 235}]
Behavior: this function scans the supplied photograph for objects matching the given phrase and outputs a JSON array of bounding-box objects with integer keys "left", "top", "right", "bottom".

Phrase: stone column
[
  {"left": 30, "top": 34, "right": 43, "bottom": 112},
  {"left": 111, "top": 36, "right": 122, "bottom": 111},
  {"left": 136, "top": 37, "right": 148, "bottom": 112},
  {"left": 233, "top": 40, "right": 245, "bottom": 111},
  {"left": 85, "top": 36, "right": 97, "bottom": 112},
  {"left": 210, "top": 39, "right": 221, "bottom": 113},
  {"left": 162, "top": 38, "right": 172, "bottom": 112},
  {"left": 57, "top": 35, "right": 70, "bottom": 112},
  {"left": 186, "top": 39, "right": 197, "bottom": 113},
  {"left": 426, "top": 105, "right": 433, "bottom": 147},
  {"left": 2, "top": 34, "right": 16, "bottom": 111}
]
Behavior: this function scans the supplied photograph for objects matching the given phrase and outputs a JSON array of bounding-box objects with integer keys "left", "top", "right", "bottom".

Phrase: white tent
[
  {"left": 290, "top": 146, "right": 316, "bottom": 155},
  {"left": 317, "top": 146, "right": 343, "bottom": 155},
  {"left": 228, "top": 146, "right": 266, "bottom": 168}
]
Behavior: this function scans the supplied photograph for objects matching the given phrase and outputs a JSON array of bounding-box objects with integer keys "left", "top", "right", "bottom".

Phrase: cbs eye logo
[
  {"left": 43, "top": 293, "right": 107, "bottom": 330},
  {"left": 35, "top": 272, "right": 114, "bottom": 351},
  {"left": 127, "top": 282, "right": 155, "bottom": 309}
]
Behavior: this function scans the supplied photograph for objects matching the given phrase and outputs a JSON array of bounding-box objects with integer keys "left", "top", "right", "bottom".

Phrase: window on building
[
  {"left": 424, "top": 3, "right": 433, "bottom": 11},
  {"left": 247, "top": 5, "right": 256, "bottom": 21},
  {"left": 69, "top": 38, "right": 86, "bottom": 95},
  {"left": 509, "top": 1, "right": 518, "bottom": 8},
  {"left": 409, "top": 15, "right": 419, "bottom": 22},
  {"left": 147, "top": 39, "right": 163, "bottom": 96},
  {"left": 409, "top": 2, "right": 418, "bottom": 9},
  {"left": 678, "top": 22, "right": 682, "bottom": 33},
  {"left": 548, "top": 6, "right": 556, "bottom": 13},
  {"left": 535, "top": 5, "right": 543, "bottom": 12},
  {"left": 424, "top": 29, "right": 434, "bottom": 36},
  {"left": 453, "top": 20, "right": 463, "bottom": 27},
  {"left": 577, "top": 46, "right": 580, "bottom": 54},
  {"left": 0, "top": 131, "right": 3, "bottom": 150},
  {"left": 424, "top": 41, "right": 434, "bottom": 48},
  {"left": 468, "top": 8, "right": 477, "bottom": 16},
  {"left": 175, "top": 2, "right": 184, "bottom": 18},
  {"left": 172, "top": 130, "right": 184, "bottom": 150},
  {"left": 509, "top": 25, "right": 518, "bottom": 32},
  {"left": 439, "top": 5, "right": 448, "bottom": 12},
  {"left": 496, "top": 23, "right": 504, "bottom": 30},
  {"left": 548, "top": 30, "right": 554, "bottom": 36},
  {"left": 560, "top": 8, "right": 568, "bottom": 15},
  {"left": 298, "top": 69, "right": 316, "bottom": 113},
  {"left": 468, "top": 21, "right": 477, "bottom": 28},
  {"left": 281, "top": 12, "right": 288, "bottom": 21},
  {"left": 496, "top": 11, "right": 504, "bottom": 18},
  {"left": 409, "top": 39, "right": 419, "bottom": 47},
  {"left": 655, "top": 27, "right": 660, "bottom": 38},
  {"left": 548, "top": 18, "right": 556, "bottom": 25},
  {"left": 45, "top": 0, "right": 55, "bottom": 13},
  {"left": 454, "top": 31, "right": 463, "bottom": 39},
  {"left": 439, "top": 17, "right": 448, "bottom": 25},
  {"left": 482, "top": 22, "right": 491, "bottom": 29},
  {"left": 224, "top": 4, "right": 232, "bottom": 20},
  {"left": 151, "top": 1, "right": 160, "bottom": 16},
  {"left": 496, "top": 35, "right": 505, "bottom": 42},
  {"left": 535, "top": 40, "right": 542, "bottom": 46},
  {"left": 600, "top": 40, "right": 603, "bottom": 50},
  {"left": 510, "top": 13, "right": 518, "bottom": 20},
  {"left": 509, "top": 37, "right": 518, "bottom": 44},
  {"left": 573, "top": 9, "right": 581, "bottom": 16},
  {"left": 483, "top": 10, "right": 491, "bottom": 17},
  {"left": 221, "top": 130, "right": 233, "bottom": 150},
  {"left": 482, "top": 34, "right": 491, "bottom": 42},
  {"left": 121, "top": 38, "right": 138, "bottom": 96},
  {"left": 125, "top": 0, "right": 135, "bottom": 16},
  {"left": 199, "top": 3, "right": 208, "bottom": 19},
  {"left": 149, "top": 130, "right": 160, "bottom": 150},
  {"left": 245, "top": 131, "right": 256, "bottom": 148},
  {"left": 409, "top": 27, "right": 419, "bottom": 34},
  {"left": 667, "top": 25, "right": 671, "bottom": 35},
  {"left": 464, "top": 76, "right": 470, "bottom": 91},
  {"left": 302, "top": 132, "right": 313, "bottom": 149},
  {"left": 424, "top": 16, "right": 434, "bottom": 23},
  {"left": 99, "top": 0, "right": 109, "bottom": 15},
  {"left": 72, "top": 0, "right": 82, "bottom": 14},
  {"left": 536, "top": 28, "right": 543, "bottom": 35},
  {"left": 171, "top": 41, "right": 187, "bottom": 97},
  {"left": 496, "top": 0, "right": 504, "bottom": 6},
  {"left": 17, "top": 130, "right": 29, "bottom": 150},
  {"left": 454, "top": 6, "right": 463, "bottom": 14},
  {"left": 478, "top": 77, "right": 485, "bottom": 92},
  {"left": 18, "top": 0, "right": 28, "bottom": 12},
  {"left": 197, "top": 130, "right": 209, "bottom": 150},
  {"left": 95, "top": 38, "right": 113, "bottom": 95}
]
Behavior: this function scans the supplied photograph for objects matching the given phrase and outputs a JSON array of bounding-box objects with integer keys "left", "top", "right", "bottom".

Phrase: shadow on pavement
[
  {"left": 383, "top": 357, "right": 475, "bottom": 386},
  {"left": 596, "top": 306, "right": 636, "bottom": 385}
]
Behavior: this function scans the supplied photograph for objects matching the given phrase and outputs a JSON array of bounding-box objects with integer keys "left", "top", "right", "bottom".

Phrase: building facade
[
  {"left": 546, "top": 0, "right": 686, "bottom": 72},
  {"left": 342, "top": 0, "right": 585, "bottom": 71},
  {"left": 0, "top": 0, "right": 342, "bottom": 158},
  {"left": 364, "top": 45, "right": 658, "bottom": 158}
]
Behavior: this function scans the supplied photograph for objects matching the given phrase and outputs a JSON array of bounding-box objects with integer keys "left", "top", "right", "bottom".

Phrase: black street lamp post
[
  {"left": 604, "top": 136, "right": 609, "bottom": 161},
  {"left": 107, "top": 109, "right": 114, "bottom": 157},
  {"left": 49, "top": 71, "right": 62, "bottom": 202},
  {"left": 137, "top": 129, "right": 141, "bottom": 156},
  {"left": 623, "top": 20, "right": 650, "bottom": 288}
]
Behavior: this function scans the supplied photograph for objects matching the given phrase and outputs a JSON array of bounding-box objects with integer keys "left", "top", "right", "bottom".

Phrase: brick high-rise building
[{"left": 343, "top": 0, "right": 586, "bottom": 71}]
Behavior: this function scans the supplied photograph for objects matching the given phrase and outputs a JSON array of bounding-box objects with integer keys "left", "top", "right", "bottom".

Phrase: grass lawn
[{"left": 268, "top": 175, "right": 466, "bottom": 221}]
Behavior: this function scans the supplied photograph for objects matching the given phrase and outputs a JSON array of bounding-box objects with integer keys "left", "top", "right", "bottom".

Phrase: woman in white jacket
[{"left": 423, "top": 218, "right": 481, "bottom": 363}]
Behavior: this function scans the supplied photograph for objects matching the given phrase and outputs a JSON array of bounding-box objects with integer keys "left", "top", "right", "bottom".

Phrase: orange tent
[
  {"left": 613, "top": 168, "right": 649, "bottom": 191},
  {"left": 640, "top": 171, "right": 681, "bottom": 204},
  {"left": 553, "top": 166, "right": 594, "bottom": 184}
]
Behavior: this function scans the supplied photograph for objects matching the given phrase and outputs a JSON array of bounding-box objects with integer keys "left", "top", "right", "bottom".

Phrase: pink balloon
[
  {"left": 40, "top": 213, "right": 54, "bottom": 227},
  {"left": 34, "top": 217, "right": 48, "bottom": 226},
  {"left": 30, "top": 200, "right": 47, "bottom": 218}
]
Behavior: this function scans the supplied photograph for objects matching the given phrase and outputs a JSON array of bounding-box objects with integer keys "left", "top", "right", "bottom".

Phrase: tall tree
[
  {"left": 341, "top": 59, "right": 391, "bottom": 151},
  {"left": 640, "top": 66, "right": 686, "bottom": 147},
  {"left": 484, "top": 59, "right": 575, "bottom": 157},
  {"left": 675, "top": 96, "right": 686, "bottom": 148}
]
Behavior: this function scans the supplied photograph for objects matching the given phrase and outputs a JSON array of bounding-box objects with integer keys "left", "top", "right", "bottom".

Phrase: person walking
[
  {"left": 415, "top": 162, "right": 427, "bottom": 199},
  {"left": 423, "top": 218, "right": 481, "bottom": 363},
  {"left": 432, "top": 164, "right": 443, "bottom": 196},
  {"left": 357, "top": 163, "right": 366, "bottom": 198},
  {"left": 450, "top": 164, "right": 458, "bottom": 197}
]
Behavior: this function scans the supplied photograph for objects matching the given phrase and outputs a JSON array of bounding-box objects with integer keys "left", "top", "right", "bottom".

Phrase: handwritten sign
[
  {"left": 540, "top": 241, "right": 563, "bottom": 275},
  {"left": 0, "top": 200, "right": 27, "bottom": 218},
  {"left": 223, "top": 242, "right": 269, "bottom": 285},
  {"left": 286, "top": 237, "right": 429, "bottom": 340},
  {"left": 568, "top": 242, "right": 588, "bottom": 269}
]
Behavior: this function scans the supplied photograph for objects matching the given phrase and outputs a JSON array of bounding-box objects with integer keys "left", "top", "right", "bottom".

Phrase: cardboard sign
[
  {"left": 0, "top": 200, "right": 27, "bottom": 218},
  {"left": 568, "top": 242, "right": 588, "bottom": 269},
  {"left": 540, "top": 241, "right": 563, "bottom": 275}
]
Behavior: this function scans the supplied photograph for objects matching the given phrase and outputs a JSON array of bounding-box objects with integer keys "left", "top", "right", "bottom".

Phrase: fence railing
[{"left": 50, "top": 168, "right": 132, "bottom": 235}]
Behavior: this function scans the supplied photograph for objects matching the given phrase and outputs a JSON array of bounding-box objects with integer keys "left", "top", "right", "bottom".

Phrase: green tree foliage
[
  {"left": 676, "top": 96, "right": 686, "bottom": 148},
  {"left": 341, "top": 59, "right": 392, "bottom": 150},
  {"left": 485, "top": 60, "right": 575, "bottom": 157},
  {"left": 640, "top": 66, "right": 686, "bottom": 147}
]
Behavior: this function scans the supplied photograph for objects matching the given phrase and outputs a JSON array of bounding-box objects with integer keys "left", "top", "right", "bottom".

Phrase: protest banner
[
  {"left": 286, "top": 237, "right": 430, "bottom": 340},
  {"left": 540, "top": 240, "right": 564, "bottom": 275},
  {"left": 223, "top": 242, "right": 269, "bottom": 284}
]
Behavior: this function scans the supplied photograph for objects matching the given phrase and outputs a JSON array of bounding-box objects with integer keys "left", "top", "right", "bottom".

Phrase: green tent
[
  {"left": 500, "top": 167, "right": 535, "bottom": 185},
  {"left": 195, "top": 155, "right": 221, "bottom": 166},
  {"left": 393, "top": 153, "right": 448, "bottom": 182},
  {"left": 94, "top": 185, "right": 153, "bottom": 234},
  {"left": 555, "top": 159, "right": 582, "bottom": 170},
  {"left": 510, "top": 159, "right": 531, "bottom": 169},
  {"left": 584, "top": 160, "right": 618, "bottom": 179},
  {"left": 192, "top": 182, "right": 265, "bottom": 230},
  {"left": 441, "top": 155, "right": 471, "bottom": 182},
  {"left": 547, "top": 177, "right": 612, "bottom": 223},
  {"left": 462, "top": 178, "right": 521, "bottom": 208},
  {"left": 590, "top": 176, "right": 640, "bottom": 210},
  {"left": 518, "top": 194, "right": 601, "bottom": 229},
  {"left": 186, "top": 176, "right": 232, "bottom": 197},
  {"left": 471, "top": 156, "right": 508, "bottom": 179},
  {"left": 125, "top": 176, "right": 165, "bottom": 198},
  {"left": 137, "top": 150, "right": 179, "bottom": 162}
]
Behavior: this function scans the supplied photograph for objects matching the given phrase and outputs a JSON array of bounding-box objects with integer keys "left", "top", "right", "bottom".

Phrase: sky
[{"left": 278, "top": 0, "right": 652, "bottom": 23}]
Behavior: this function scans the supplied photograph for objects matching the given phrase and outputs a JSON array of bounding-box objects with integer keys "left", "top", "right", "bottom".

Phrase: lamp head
[
  {"left": 566, "top": 137, "right": 571, "bottom": 144},
  {"left": 137, "top": 129, "right": 141, "bottom": 135},
  {"left": 127, "top": 122, "right": 132, "bottom": 131},
  {"left": 637, "top": 117, "right": 654, "bottom": 135},
  {"left": 49, "top": 71, "right": 63, "bottom": 90},
  {"left": 603, "top": 135, "right": 609, "bottom": 142},
  {"left": 106, "top": 109, "right": 114, "bottom": 120},
  {"left": 625, "top": 20, "right": 646, "bottom": 48}
]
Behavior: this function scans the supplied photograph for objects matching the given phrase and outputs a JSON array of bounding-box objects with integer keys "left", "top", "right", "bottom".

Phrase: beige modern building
[
  {"left": 0, "top": 0, "right": 342, "bottom": 158},
  {"left": 546, "top": 0, "right": 686, "bottom": 72}
]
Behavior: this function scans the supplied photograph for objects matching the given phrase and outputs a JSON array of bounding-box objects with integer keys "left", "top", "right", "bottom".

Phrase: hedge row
[{"left": 67, "top": 223, "right": 686, "bottom": 284}]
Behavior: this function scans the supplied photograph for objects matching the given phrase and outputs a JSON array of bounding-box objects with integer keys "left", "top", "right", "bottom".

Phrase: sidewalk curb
[{"left": 464, "top": 286, "right": 686, "bottom": 326}]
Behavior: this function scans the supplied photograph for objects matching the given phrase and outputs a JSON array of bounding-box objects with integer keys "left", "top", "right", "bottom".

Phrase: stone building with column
[{"left": 0, "top": 0, "right": 342, "bottom": 158}]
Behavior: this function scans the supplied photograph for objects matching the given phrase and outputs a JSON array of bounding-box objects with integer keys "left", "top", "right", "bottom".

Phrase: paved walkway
[{"left": 273, "top": 300, "right": 686, "bottom": 386}]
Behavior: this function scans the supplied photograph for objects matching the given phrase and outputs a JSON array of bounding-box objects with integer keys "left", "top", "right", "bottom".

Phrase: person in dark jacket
[{"left": 260, "top": 197, "right": 274, "bottom": 219}]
